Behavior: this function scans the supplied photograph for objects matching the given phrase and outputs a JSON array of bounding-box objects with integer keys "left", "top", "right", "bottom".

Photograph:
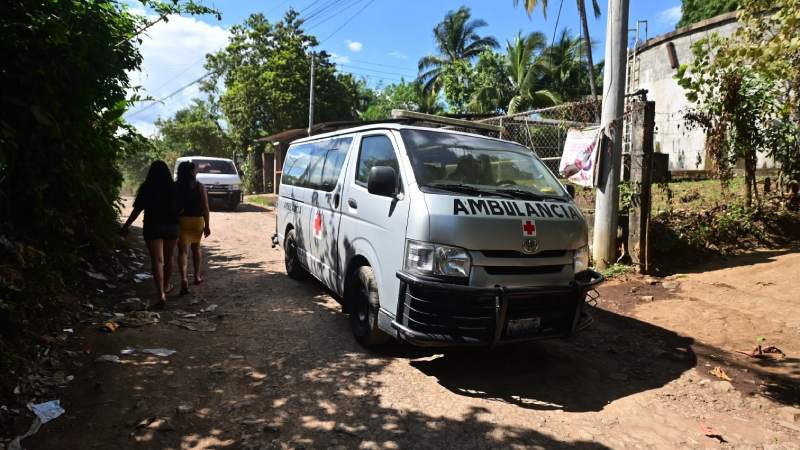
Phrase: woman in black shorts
[{"left": 120, "top": 160, "right": 179, "bottom": 309}]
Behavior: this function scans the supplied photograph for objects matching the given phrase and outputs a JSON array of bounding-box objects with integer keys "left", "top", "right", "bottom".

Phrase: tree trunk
[{"left": 577, "top": 0, "right": 599, "bottom": 119}]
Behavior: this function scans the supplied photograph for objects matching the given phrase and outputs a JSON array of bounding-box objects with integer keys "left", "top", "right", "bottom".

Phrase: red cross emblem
[
  {"left": 522, "top": 219, "right": 536, "bottom": 236},
  {"left": 313, "top": 211, "right": 322, "bottom": 238}
]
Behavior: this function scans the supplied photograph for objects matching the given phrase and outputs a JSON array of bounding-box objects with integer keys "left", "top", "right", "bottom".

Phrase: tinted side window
[
  {"left": 356, "top": 135, "right": 398, "bottom": 184},
  {"left": 282, "top": 143, "right": 314, "bottom": 187},
  {"left": 304, "top": 142, "right": 327, "bottom": 189},
  {"left": 319, "top": 137, "right": 352, "bottom": 191}
]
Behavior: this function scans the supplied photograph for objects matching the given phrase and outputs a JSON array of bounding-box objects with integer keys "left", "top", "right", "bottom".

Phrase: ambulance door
[
  {"left": 339, "top": 131, "right": 410, "bottom": 313},
  {"left": 307, "top": 137, "right": 353, "bottom": 293}
]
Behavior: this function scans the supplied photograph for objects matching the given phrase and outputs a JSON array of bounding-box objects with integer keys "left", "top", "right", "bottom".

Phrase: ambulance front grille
[
  {"left": 480, "top": 250, "right": 567, "bottom": 259},
  {"left": 483, "top": 265, "right": 566, "bottom": 276}
]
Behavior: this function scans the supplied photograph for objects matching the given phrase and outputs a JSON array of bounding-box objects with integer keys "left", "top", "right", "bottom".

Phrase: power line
[
  {"left": 143, "top": 56, "right": 207, "bottom": 99},
  {"left": 321, "top": 0, "right": 375, "bottom": 43},
  {"left": 266, "top": 0, "right": 292, "bottom": 15},
  {"left": 348, "top": 58, "right": 416, "bottom": 72},
  {"left": 305, "top": 0, "right": 366, "bottom": 30},
  {"left": 338, "top": 63, "right": 415, "bottom": 77},
  {"left": 304, "top": 0, "right": 351, "bottom": 23},
  {"left": 126, "top": 72, "right": 211, "bottom": 119},
  {"left": 338, "top": 70, "right": 402, "bottom": 83}
]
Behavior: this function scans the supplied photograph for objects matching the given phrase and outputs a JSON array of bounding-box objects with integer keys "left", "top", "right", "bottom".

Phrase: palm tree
[
  {"left": 513, "top": 0, "right": 601, "bottom": 103},
  {"left": 503, "top": 32, "right": 558, "bottom": 113},
  {"left": 539, "top": 29, "right": 589, "bottom": 99},
  {"left": 414, "top": 82, "right": 444, "bottom": 114},
  {"left": 417, "top": 6, "right": 499, "bottom": 94}
]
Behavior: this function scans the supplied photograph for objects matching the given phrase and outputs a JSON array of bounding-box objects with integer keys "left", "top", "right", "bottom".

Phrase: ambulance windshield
[{"left": 400, "top": 129, "right": 568, "bottom": 200}]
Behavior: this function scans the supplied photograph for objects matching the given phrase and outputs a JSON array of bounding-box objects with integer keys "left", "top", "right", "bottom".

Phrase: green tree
[
  {"left": 205, "top": 10, "right": 364, "bottom": 146},
  {"left": 503, "top": 32, "right": 558, "bottom": 113},
  {"left": 204, "top": 10, "right": 365, "bottom": 191},
  {"left": 0, "top": 0, "right": 217, "bottom": 250},
  {"left": 540, "top": 29, "right": 594, "bottom": 100},
  {"left": 514, "top": 0, "right": 601, "bottom": 106},
  {"left": 153, "top": 99, "right": 232, "bottom": 163},
  {"left": 417, "top": 6, "right": 499, "bottom": 94},
  {"left": 469, "top": 50, "right": 515, "bottom": 113},
  {"left": 360, "top": 80, "right": 443, "bottom": 120},
  {"left": 677, "top": 0, "right": 800, "bottom": 199},
  {"left": 677, "top": 0, "right": 739, "bottom": 28}
]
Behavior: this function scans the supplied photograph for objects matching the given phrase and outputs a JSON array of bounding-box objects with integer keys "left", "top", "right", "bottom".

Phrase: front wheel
[
  {"left": 349, "top": 266, "right": 390, "bottom": 348},
  {"left": 284, "top": 229, "right": 305, "bottom": 280}
]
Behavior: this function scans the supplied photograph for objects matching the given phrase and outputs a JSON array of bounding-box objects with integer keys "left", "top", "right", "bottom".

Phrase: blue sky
[{"left": 125, "top": 0, "right": 683, "bottom": 134}]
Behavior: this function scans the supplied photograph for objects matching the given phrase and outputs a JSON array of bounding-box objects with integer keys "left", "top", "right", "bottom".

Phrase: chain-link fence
[{"left": 472, "top": 100, "right": 601, "bottom": 172}]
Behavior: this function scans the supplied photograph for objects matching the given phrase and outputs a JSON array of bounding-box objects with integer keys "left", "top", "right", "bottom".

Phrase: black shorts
[{"left": 142, "top": 223, "right": 179, "bottom": 241}]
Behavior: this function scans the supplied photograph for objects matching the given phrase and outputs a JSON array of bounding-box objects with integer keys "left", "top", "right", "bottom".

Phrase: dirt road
[{"left": 24, "top": 204, "right": 800, "bottom": 449}]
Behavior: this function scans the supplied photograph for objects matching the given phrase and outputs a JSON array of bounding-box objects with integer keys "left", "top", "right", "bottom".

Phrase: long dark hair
[
  {"left": 144, "top": 160, "right": 173, "bottom": 189},
  {"left": 176, "top": 161, "right": 196, "bottom": 190},
  {"left": 138, "top": 160, "right": 176, "bottom": 207}
]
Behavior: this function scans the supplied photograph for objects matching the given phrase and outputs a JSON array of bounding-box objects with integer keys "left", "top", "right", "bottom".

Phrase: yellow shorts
[{"left": 179, "top": 216, "right": 205, "bottom": 245}]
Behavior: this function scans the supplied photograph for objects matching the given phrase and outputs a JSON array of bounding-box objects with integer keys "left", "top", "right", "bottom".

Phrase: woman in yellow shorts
[{"left": 176, "top": 161, "right": 210, "bottom": 294}]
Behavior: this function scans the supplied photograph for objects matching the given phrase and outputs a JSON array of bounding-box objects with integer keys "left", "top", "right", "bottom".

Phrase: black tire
[
  {"left": 349, "top": 266, "right": 390, "bottom": 347},
  {"left": 284, "top": 229, "right": 305, "bottom": 280},
  {"left": 227, "top": 199, "right": 238, "bottom": 211}
]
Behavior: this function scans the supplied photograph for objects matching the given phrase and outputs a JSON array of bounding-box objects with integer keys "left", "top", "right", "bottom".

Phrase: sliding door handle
[{"left": 348, "top": 198, "right": 358, "bottom": 209}]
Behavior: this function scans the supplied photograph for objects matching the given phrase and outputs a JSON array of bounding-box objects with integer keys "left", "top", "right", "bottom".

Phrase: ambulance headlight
[
  {"left": 574, "top": 245, "right": 589, "bottom": 274},
  {"left": 404, "top": 240, "right": 472, "bottom": 278}
]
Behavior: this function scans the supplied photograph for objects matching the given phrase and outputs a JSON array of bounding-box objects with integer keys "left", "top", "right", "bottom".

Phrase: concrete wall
[{"left": 632, "top": 11, "right": 774, "bottom": 171}]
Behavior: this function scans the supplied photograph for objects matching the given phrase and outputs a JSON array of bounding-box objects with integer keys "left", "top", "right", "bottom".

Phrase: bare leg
[
  {"left": 146, "top": 239, "right": 165, "bottom": 305},
  {"left": 163, "top": 238, "right": 177, "bottom": 296},
  {"left": 178, "top": 241, "right": 189, "bottom": 293},
  {"left": 191, "top": 242, "right": 203, "bottom": 284}
]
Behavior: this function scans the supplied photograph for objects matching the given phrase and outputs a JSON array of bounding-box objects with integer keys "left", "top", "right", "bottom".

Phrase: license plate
[{"left": 506, "top": 317, "right": 541, "bottom": 338}]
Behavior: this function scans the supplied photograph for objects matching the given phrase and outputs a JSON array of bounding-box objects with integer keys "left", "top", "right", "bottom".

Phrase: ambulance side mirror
[
  {"left": 367, "top": 166, "right": 397, "bottom": 197},
  {"left": 565, "top": 184, "right": 576, "bottom": 199}
]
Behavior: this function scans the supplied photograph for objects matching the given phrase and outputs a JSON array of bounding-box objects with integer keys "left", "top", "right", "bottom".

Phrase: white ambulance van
[{"left": 272, "top": 124, "right": 602, "bottom": 347}]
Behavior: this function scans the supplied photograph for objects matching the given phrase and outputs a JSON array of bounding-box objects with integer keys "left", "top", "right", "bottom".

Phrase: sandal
[
  {"left": 154, "top": 298, "right": 167, "bottom": 310},
  {"left": 165, "top": 283, "right": 175, "bottom": 294},
  {"left": 193, "top": 277, "right": 204, "bottom": 286},
  {"left": 179, "top": 281, "right": 189, "bottom": 296}
]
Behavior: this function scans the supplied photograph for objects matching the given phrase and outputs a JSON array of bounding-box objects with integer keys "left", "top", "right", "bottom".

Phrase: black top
[
  {"left": 133, "top": 182, "right": 178, "bottom": 225},
  {"left": 177, "top": 182, "right": 204, "bottom": 217}
]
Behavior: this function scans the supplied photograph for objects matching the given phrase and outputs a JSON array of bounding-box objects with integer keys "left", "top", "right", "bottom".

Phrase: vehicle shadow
[
  {"left": 409, "top": 306, "right": 697, "bottom": 413},
  {"left": 25, "top": 219, "right": 793, "bottom": 450}
]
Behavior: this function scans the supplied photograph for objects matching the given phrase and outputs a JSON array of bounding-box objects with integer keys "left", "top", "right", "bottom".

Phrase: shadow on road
[
  {"left": 24, "top": 221, "right": 796, "bottom": 449},
  {"left": 410, "top": 306, "right": 696, "bottom": 413}
]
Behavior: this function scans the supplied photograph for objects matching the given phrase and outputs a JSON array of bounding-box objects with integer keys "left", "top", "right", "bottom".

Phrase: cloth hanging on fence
[{"left": 559, "top": 125, "right": 603, "bottom": 187}]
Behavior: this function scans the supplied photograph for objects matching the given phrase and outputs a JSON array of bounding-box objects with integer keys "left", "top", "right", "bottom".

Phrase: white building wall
[{"left": 632, "top": 12, "right": 774, "bottom": 171}]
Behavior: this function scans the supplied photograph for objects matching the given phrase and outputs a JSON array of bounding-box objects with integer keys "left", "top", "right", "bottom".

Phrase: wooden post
[
  {"left": 273, "top": 143, "right": 283, "bottom": 195},
  {"left": 628, "top": 101, "right": 655, "bottom": 273},
  {"left": 261, "top": 150, "right": 268, "bottom": 195}
]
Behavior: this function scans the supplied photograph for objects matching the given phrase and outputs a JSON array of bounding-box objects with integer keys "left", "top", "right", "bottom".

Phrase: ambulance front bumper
[{"left": 391, "top": 269, "right": 603, "bottom": 347}]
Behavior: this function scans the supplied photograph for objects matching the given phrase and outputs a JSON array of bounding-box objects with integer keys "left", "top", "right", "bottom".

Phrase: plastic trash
[
  {"left": 96, "top": 354, "right": 121, "bottom": 363},
  {"left": 28, "top": 400, "right": 65, "bottom": 423},
  {"left": 120, "top": 348, "right": 136, "bottom": 355},
  {"left": 142, "top": 348, "right": 176, "bottom": 357}
]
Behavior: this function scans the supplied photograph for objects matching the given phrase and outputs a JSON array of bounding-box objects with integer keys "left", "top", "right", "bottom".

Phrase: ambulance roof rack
[{"left": 390, "top": 109, "right": 503, "bottom": 133}]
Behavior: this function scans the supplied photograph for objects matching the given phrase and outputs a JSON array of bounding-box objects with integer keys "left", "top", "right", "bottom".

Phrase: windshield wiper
[
  {"left": 426, "top": 183, "right": 515, "bottom": 199},
  {"left": 495, "top": 188, "right": 569, "bottom": 202}
]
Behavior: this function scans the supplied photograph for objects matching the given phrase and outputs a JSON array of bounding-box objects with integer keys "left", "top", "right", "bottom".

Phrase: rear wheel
[
  {"left": 284, "top": 229, "right": 305, "bottom": 280},
  {"left": 349, "top": 266, "right": 390, "bottom": 347},
  {"left": 227, "top": 199, "right": 238, "bottom": 211}
]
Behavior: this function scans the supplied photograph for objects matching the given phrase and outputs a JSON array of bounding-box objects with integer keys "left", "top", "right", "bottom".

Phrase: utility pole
[
  {"left": 307, "top": 52, "right": 315, "bottom": 136},
  {"left": 592, "top": 0, "right": 629, "bottom": 270}
]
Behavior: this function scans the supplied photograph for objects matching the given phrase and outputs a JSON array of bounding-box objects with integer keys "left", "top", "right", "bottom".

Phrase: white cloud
[
  {"left": 124, "top": 13, "right": 229, "bottom": 136},
  {"left": 330, "top": 52, "right": 351, "bottom": 64},
  {"left": 388, "top": 51, "right": 408, "bottom": 60},
  {"left": 658, "top": 5, "right": 682, "bottom": 26},
  {"left": 346, "top": 40, "right": 363, "bottom": 52}
]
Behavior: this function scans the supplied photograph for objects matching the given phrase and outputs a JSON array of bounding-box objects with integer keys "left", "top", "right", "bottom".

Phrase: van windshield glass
[
  {"left": 400, "top": 129, "right": 567, "bottom": 200},
  {"left": 192, "top": 159, "right": 237, "bottom": 175}
]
